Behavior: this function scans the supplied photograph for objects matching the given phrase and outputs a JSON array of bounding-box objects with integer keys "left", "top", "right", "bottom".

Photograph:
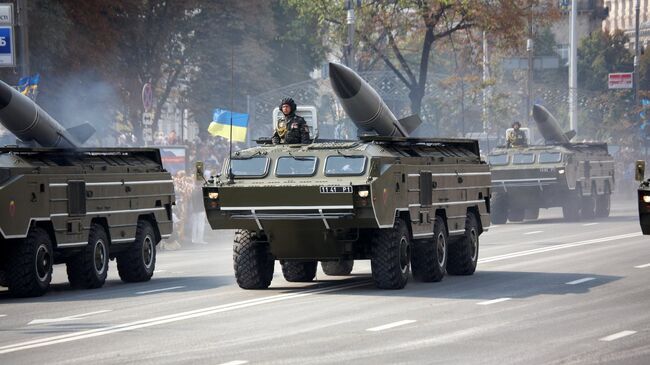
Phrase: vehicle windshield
[
  {"left": 488, "top": 154, "right": 509, "bottom": 165},
  {"left": 276, "top": 156, "right": 318, "bottom": 176},
  {"left": 513, "top": 153, "right": 535, "bottom": 164},
  {"left": 539, "top": 152, "right": 562, "bottom": 163},
  {"left": 325, "top": 155, "right": 367, "bottom": 175},
  {"left": 229, "top": 157, "right": 269, "bottom": 177}
]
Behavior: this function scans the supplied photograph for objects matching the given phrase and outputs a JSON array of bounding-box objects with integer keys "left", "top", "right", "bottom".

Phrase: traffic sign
[
  {"left": 142, "top": 83, "right": 153, "bottom": 111},
  {"left": 608, "top": 73, "right": 633, "bottom": 89},
  {"left": 0, "top": 26, "right": 15, "bottom": 67},
  {"left": 142, "top": 112, "right": 153, "bottom": 126},
  {"left": 0, "top": 4, "right": 13, "bottom": 25}
]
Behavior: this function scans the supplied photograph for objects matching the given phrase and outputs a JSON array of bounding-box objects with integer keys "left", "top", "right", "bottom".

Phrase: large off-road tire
[
  {"left": 281, "top": 260, "right": 318, "bottom": 282},
  {"left": 371, "top": 218, "right": 411, "bottom": 289},
  {"left": 447, "top": 213, "right": 479, "bottom": 275},
  {"left": 321, "top": 260, "right": 354, "bottom": 276},
  {"left": 411, "top": 216, "right": 447, "bottom": 282},
  {"left": 233, "top": 230, "right": 274, "bottom": 289},
  {"left": 508, "top": 208, "right": 525, "bottom": 222},
  {"left": 117, "top": 220, "right": 157, "bottom": 283},
  {"left": 562, "top": 190, "right": 581, "bottom": 222},
  {"left": 491, "top": 194, "right": 508, "bottom": 224},
  {"left": 67, "top": 223, "right": 110, "bottom": 289},
  {"left": 7, "top": 227, "right": 53, "bottom": 297},
  {"left": 524, "top": 207, "right": 540, "bottom": 220},
  {"left": 595, "top": 192, "right": 611, "bottom": 218},
  {"left": 580, "top": 195, "right": 596, "bottom": 220}
]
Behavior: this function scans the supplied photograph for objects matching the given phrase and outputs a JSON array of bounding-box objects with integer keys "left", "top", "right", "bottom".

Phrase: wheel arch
[
  {"left": 466, "top": 206, "right": 483, "bottom": 234},
  {"left": 138, "top": 213, "right": 161, "bottom": 244},
  {"left": 32, "top": 221, "right": 57, "bottom": 249}
]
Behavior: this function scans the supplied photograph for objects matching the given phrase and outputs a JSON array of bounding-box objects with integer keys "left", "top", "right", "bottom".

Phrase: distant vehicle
[
  {"left": 0, "top": 80, "right": 174, "bottom": 297},
  {"left": 487, "top": 105, "right": 615, "bottom": 224},
  {"left": 635, "top": 160, "right": 650, "bottom": 234},
  {"left": 199, "top": 63, "right": 491, "bottom": 290}
]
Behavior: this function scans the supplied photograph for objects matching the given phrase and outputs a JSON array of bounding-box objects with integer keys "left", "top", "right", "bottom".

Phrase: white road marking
[
  {"left": 218, "top": 361, "right": 248, "bottom": 365},
  {"left": 153, "top": 270, "right": 167, "bottom": 273},
  {"left": 28, "top": 310, "right": 112, "bottom": 325},
  {"left": 366, "top": 320, "right": 416, "bottom": 332},
  {"left": 565, "top": 277, "right": 595, "bottom": 285},
  {"left": 477, "top": 298, "right": 511, "bottom": 305},
  {"left": 583, "top": 223, "right": 598, "bottom": 226},
  {"left": 0, "top": 281, "right": 369, "bottom": 354},
  {"left": 479, "top": 233, "right": 641, "bottom": 264},
  {"left": 634, "top": 263, "right": 650, "bottom": 269},
  {"left": 599, "top": 330, "right": 637, "bottom": 342},
  {"left": 524, "top": 231, "right": 543, "bottom": 235},
  {"left": 136, "top": 286, "right": 185, "bottom": 295},
  {"left": 0, "top": 315, "right": 6, "bottom": 318}
]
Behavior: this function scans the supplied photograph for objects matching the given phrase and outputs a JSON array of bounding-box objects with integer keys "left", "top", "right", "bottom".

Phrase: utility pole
[
  {"left": 526, "top": 5, "right": 534, "bottom": 125},
  {"left": 16, "top": 0, "right": 29, "bottom": 77},
  {"left": 345, "top": 0, "right": 357, "bottom": 69},
  {"left": 483, "top": 31, "right": 492, "bottom": 152},
  {"left": 569, "top": 0, "right": 578, "bottom": 134},
  {"left": 634, "top": 0, "right": 640, "bottom": 109}
]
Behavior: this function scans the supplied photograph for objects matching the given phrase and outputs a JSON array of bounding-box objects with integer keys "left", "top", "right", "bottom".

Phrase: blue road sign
[{"left": 0, "top": 26, "right": 14, "bottom": 67}]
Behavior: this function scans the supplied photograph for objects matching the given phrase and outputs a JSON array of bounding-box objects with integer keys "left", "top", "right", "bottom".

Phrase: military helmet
[
  {"left": 512, "top": 121, "right": 521, "bottom": 128},
  {"left": 279, "top": 97, "right": 296, "bottom": 112}
]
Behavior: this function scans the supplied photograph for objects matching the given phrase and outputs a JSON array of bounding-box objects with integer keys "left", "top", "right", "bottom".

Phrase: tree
[{"left": 578, "top": 29, "right": 633, "bottom": 92}]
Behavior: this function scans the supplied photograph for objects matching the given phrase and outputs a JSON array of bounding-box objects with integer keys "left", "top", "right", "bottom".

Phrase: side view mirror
[
  {"left": 636, "top": 160, "right": 646, "bottom": 182},
  {"left": 195, "top": 161, "right": 204, "bottom": 181}
]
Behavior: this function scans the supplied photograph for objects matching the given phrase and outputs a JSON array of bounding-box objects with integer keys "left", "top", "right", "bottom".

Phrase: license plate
[{"left": 319, "top": 186, "right": 352, "bottom": 193}]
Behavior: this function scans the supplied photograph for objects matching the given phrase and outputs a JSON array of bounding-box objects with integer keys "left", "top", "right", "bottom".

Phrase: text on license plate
[{"left": 319, "top": 186, "right": 352, "bottom": 193}]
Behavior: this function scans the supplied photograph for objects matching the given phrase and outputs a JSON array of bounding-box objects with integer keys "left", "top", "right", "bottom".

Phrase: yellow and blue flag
[
  {"left": 208, "top": 108, "right": 248, "bottom": 142},
  {"left": 17, "top": 73, "right": 40, "bottom": 98}
]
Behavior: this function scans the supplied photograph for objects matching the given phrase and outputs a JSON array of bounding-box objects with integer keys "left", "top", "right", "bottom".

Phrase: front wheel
[
  {"left": 233, "top": 230, "right": 274, "bottom": 289},
  {"left": 595, "top": 192, "right": 611, "bottom": 218},
  {"left": 7, "top": 227, "right": 53, "bottom": 297},
  {"left": 117, "top": 220, "right": 157, "bottom": 283},
  {"left": 67, "top": 224, "right": 110, "bottom": 289},
  {"left": 447, "top": 213, "right": 479, "bottom": 275},
  {"left": 563, "top": 190, "right": 581, "bottom": 222},
  {"left": 371, "top": 218, "right": 411, "bottom": 289},
  {"left": 491, "top": 194, "right": 508, "bottom": 224}
]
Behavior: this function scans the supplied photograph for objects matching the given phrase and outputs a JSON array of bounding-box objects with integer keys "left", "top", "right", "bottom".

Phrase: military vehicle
[
  {"left": 0, "top": 80, "right": 174, "bottom": 297},
  {"left": 487, "top": 105, "right": 615, "bottom": 224},
  {"left": 635, "top": 160, "right": 650, "bottom": 234},
  {"left": 200, "top": 63, "right": 491, "bottom": 290}
]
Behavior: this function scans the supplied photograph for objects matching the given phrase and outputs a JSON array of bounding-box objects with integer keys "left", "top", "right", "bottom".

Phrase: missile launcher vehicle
[
  {"left": 201, "top": 63, "right": 491, "bottom": 290},
  {"left": 487, "top": 104, "right": 614, "bottom": 224},
  {"left": 0, "top": 80, "right": 174, "bottom": 297}
]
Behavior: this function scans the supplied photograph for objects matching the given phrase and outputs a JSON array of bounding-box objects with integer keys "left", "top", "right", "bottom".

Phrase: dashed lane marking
[
  {"left": 28, "top": 310, "right": 112, "bottom": 325},
  {"left": 524, "top": 231, "right": 543, "bottom": 235},
  {"left": 634, "top": 263, "right": 650, "bottom": 269},
  {"left": 0, "top": 315, "right": 6, "bottom": 318},
  {"left": 218, "top": 361, "right": 248, "bottom": 365},
  {"left": 477, "top": 298, "right": 511, "bottom": 305},
  {"left": 565, "top": 277, "right": 595, "bottom": 285},
  {"left": 366, "top": 320, "right": 417, "bottom": 332},
  {"left": 599, "top": 330, "right": 637, "bottom": 342},
  {"left": 583, "top": 223, "right": 598, "bottom": 226},
  {"left": 136, "top": 286, "right": 185, "bottom": 295}
]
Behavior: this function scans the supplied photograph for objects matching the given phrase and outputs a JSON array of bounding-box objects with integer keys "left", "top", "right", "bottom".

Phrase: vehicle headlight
[
  {"left": 358, "top": 190, "right": 369, "bottom": 198},
  {"left": 558, "top": 169, "right": 565, "bottom": 174},
  {"left": 643, "top": 195, "right": 650, "bottom": 203},
  {"left": 208, "top": 192, "right": 219, "bottom": 200}
]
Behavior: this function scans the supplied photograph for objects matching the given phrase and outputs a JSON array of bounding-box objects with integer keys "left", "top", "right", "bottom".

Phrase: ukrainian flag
[{"left": 208, "top": 108, "right": 248, "bottom": 142}]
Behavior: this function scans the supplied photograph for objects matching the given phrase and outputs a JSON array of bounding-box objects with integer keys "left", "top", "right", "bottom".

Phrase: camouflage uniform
[
  {"left": 507, "top": 128, "right": 527, "bottom": 147},
  {"left": 272, "top": 97, "right": 310, "bottom": 144}
]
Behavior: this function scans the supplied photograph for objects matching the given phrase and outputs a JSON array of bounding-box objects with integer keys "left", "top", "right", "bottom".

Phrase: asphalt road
[{"left": 1, "top": 198, "right": 649, "bottom": 364}]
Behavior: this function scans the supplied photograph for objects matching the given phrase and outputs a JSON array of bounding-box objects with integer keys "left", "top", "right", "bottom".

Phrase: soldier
[
  {"left": 272, "top": 97, "right": 310, "bottom": 144},
  {"left": 507, "top": 121, "right": 527, "bottom": 147}
]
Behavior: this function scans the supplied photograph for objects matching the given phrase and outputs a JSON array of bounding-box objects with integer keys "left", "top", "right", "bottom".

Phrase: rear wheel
[
  {"left": 371, "top": 218, "right": 411, "bottom": 289},
  {"left": 447, "top": 213, "right": 479, "bottom": 275},
  {"left": 580, "top": 195, "right": 596, "bottom": 220},
  {"left": 7, "top": 227, "right": 53, "bottom": 297},
  {"left": 491, "top": 194, "right": 508, "bottom": 224},
  {"left": 281, "top": 260, "right": 317, "bottom": 282},
  {"left": 67, "top": 223, "right": 110, "bottom": 289},
  {"left": 595, "top": 192, "right": 611, "bottom": 218},
  {"left": 411, "top": 216, "right": 447, "bottom": 282},
  {"left": 117, "top": 220, "right": 157, "bottom": 283},
  {"left": 562, "top": 190, "right": 581, "bottom": 222},
  {"left": 233, "top": 230, "right": 274, "bottom": 289},
  {"left": 508, "top": 208, "right": 525, "bottom": 222},
  {"left": 321, "top": 260, "right": 354, "bottom": 276}
]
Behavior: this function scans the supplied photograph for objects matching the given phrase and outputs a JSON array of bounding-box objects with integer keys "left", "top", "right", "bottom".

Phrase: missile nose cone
[
  {"left": 532, "top": 104, "right": 546, "bottom": 122},
  {"left": 329, "top": 63, "right": 361, "bottom": 99},
  {"left": 0, "top": 80, "right": 13, "bottom": 109}
]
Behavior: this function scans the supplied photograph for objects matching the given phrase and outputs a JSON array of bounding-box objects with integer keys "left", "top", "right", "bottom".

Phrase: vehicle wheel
[
  {"left": 595, "top": 192, "right": 611, "bottom": 218},
  {"left": 321, "top": 260, "right": 354, "bottom": 276},
  {"left": 7, "top": 227, "right": 53, "bottom": 297},
  {"left": 411, "top": 216, "right": 447, "bottom": 282},
  {"left": 580, "top": 195, "right": 596, "bottom": 220},
  {"left": 491, "top": 194, "right": 508, "bottom": 224},
  {"left": 447, "top": 213, "right": 479, "bottom": 275},
  {"left": 371, "top": 218, "right": 411, "bottom": 289},
  {"left": 508, "top": 208, "right": 525, "bottom": 222},
  {"left": 524, "top": 207, "right": 539, "bottom": 220},
  {"left": 0, "top": 270, "right": 7, "bottom": 287},
  {"left": 281, "top": 260, "right": 317, "bottom": 282},
  {"left": 562, "top": 190, "right": 581, "bottom": 222},
  {"left": 233, "top": 229, "right": 274, "bottom": 289},
  {"left": 117, "top": 220, "right": 157, "bottom": 283},
  {"left": 67, "top": 223, "right": 110, "bottom": 289}
]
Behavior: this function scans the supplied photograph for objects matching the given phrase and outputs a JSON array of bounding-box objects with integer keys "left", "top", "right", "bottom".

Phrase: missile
[
  {"left": 0, "top": 80, "right": 95, "bottom": 148},
  {"left": 329, "top": 62, "right": 420, "bottom": 137},
  {"left": 532, "top": 104, "right": 575, "bottom": 144}
]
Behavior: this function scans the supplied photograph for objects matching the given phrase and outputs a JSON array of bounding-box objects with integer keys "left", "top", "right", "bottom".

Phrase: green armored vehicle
[
  {"left": 201, "top": 63, "right": 491, "bottom": 290},
  {"left": 0, "top": 81, "right": 174, "bottom": 297},
  {"left": 488, "top": 105, "right": 614, "bottom": 223}
]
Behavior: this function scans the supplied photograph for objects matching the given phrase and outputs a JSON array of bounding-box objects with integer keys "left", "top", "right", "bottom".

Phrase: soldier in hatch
[
  {"left": 506, "top": 121, "right": 527, "bottom": 148},
  {"left": 272, "top": 97, "right": 310, "bottom": 144}
]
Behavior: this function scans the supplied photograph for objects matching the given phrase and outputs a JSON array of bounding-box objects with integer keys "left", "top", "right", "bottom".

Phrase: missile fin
[
  {"left": 564, "top": 130, "right": 576, "bottom": 141},
  {"left": 66, "top": 122, "right": 96, "bottom": 144},
  {"left": 397, "top": 115, "right": 422, "bottom": 135}
]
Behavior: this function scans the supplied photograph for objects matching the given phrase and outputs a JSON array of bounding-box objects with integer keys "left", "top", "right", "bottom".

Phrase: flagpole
[{"left": 228, "top": 47, "right": 234, "bottom": 184}]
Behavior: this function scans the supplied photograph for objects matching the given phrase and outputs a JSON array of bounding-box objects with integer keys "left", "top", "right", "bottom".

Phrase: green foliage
[{"left": 578, "top": 30, "right": 633, "bottom": 91}]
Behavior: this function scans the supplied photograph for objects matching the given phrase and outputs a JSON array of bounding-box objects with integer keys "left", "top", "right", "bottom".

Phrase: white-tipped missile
[
  {"left": 532, "top": 104, "right": 575, "bottom": 144},
  {"left": 329, "top": 63, "right": 420, "bottom": 137},
  {"left": 0, "top": 80, "right": 95, "bottom": 148}
]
